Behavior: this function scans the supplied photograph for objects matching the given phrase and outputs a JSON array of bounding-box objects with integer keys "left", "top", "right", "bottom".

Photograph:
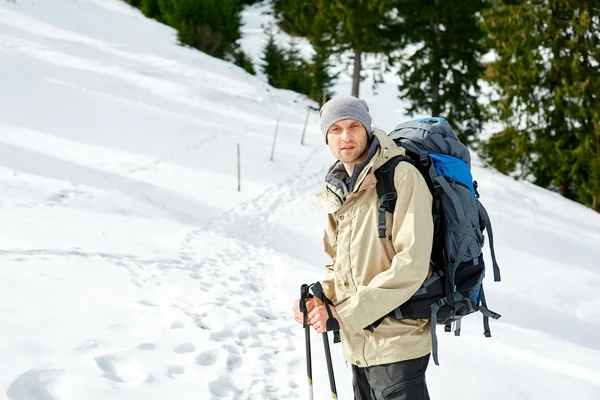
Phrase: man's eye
[{"left": 351, "top": 124, "right": 359, "bottom": 129}]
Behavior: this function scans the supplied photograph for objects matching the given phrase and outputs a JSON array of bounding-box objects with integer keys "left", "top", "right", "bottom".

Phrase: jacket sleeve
[
  {"left": 335, "top": 165, "right": 434, "bottom": 333},
  {"left": 320, "top": 213, "right": 337, "bottom": 303}
]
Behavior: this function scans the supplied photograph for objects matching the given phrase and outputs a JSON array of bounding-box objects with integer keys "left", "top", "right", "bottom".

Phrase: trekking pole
[
  {"left": 299, "top": 284, "right": 313, "bottom": 400},
  {"left": 310, "top": 282, "right": 340, "bottom": 399},
  {"left": 322, "top": 331, "right": 338, "bottom": 398}
]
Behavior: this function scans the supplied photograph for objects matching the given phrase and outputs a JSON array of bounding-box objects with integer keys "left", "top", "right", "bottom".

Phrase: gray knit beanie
[{"left": 319, "top": 96, "right": 372, "bottom": 142}]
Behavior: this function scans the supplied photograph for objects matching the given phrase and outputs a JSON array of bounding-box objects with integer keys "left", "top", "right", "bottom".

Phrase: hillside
[{"left": 1, "top": 1, "right": 599, "bottom": 399}]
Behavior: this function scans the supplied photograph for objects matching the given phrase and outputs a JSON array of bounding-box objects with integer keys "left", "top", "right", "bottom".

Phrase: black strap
[
  {"left": 479, "top": 285, "right": 501, "bottom": 338},
  {"left": 430, "top": 297, "right": 447, "bottom": 366},
  {"left": 477, "top": 201, "right": 501, "bottom": 282},
  {"left": 310, "top": 282, "right": 341, "bottom": 343},
  {"left": 374, "top": 156, "right": 409, "bottom": 238},
  {"left": 454, "top": 319, "right": 462, "bottom": 336},
  {"left": 299, "top": 284, "right": 313, "bottom": 328}
]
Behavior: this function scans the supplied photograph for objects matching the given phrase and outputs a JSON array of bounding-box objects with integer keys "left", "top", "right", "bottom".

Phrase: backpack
[{"left": 368, "top": 117, "right": 502, "bottom": 366}]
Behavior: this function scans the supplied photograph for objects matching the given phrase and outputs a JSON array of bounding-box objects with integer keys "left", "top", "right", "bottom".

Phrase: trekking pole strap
[{"left": 310, "top": 282, "right": 341, "bottom": 343}]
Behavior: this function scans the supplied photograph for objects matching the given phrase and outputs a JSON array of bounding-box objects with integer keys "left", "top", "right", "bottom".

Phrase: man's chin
[{"left": 339, "top": 155, "right": 359, "bottom": 163}]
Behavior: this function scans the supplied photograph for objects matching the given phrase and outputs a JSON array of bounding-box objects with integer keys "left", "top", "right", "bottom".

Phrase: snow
[{"left": 0, "top": 0, "right": 599, "bottom": 399}]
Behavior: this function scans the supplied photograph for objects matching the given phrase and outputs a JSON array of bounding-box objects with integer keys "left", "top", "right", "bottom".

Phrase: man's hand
[
  {"left": 292, "top": 298, "right": 315, "bottom": 325},
  {"left": 308, "top": 304, "right": 344, "bottom": 333}
]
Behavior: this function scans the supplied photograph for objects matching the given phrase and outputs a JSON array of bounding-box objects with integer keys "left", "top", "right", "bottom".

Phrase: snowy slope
[{"left": 1, "top": 1, "right": 599, "bottom": 400}]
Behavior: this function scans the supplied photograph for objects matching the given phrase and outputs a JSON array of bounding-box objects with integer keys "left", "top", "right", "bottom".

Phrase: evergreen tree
[
  {"left": 309, "top": 36, "right": 339, "bottom": 105},
  {"left": 393, "top": 0, "right": 490, "bottom": 145},
  {"left": 157, "top": 0, "right": 177, "bottom": 25},
  {"left": 481, "top": 0, "right": 600, "bottom": 211},
  {"left": 283, "top": 40, "right": 312, "bottom": 96},
  {"left": 274, "top": 0, "right": 399, "bottom": 97},
  {"left": 261, "top": 31, "right": 287, "bottom": 87},
  {"left": 171, "top": 0, "right": 242, "bottom": 59},
  {"left": 126, "top": 0, "right": 251, "bottom": 63},
  {"left": 260, "top": 32, "right": 315, "bottom": 98},
  {"left": 139, "top": 0, "right": 162, "bottom": 21},
  {"left": 124, "top": 0, "right": 142, "bottom": 7},
  {"left": 233, "top": 49, "right": 256, "bottom": 75}
]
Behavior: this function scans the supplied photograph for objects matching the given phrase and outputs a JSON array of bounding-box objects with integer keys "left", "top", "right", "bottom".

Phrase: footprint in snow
[
  {"left": 174, "top": 342, "right": 196, "bottom": 354},
  {"left": 167, "top": 365, "right": 185, "bottom": 378},
  {"left": 194, "top": 317, "right": 211, "bottom": 330},
  {"left": 209, "top": 375, "right": 240, "bottom": 399},
  {"left": 135, "top": 342, "right": 156, "bottom": 350},
  {"left": 137, "top": 300, "right": 160, "bottom": 307},
  {"left": 7, "top": 368, "right": 63, "bottom": 400},
  {"left": 170, "top": 322, "right": 185, "bottom": 330},
  {"left": 196, "top": 349, "right": 220, "bottom": 366},
  {"left": 209, "top": 328, "right": 236, "bottom": 342},
  {"left": 254, "top": 308, "right": 279, "bottom": 321},
  {"left": 95, "top": 352, "right": 152, "bottom": 385},
  {"left": 226, "top": 352, "right": 243, "bottom": 372}
]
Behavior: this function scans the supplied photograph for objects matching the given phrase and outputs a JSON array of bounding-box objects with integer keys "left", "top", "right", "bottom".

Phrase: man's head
[{"left": 320, "top": 96, "right": 372, "bottom": 165}]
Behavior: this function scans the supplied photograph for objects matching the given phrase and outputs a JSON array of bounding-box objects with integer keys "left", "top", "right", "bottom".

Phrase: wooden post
[
  {"left": 301, "top": 107, "right": 310, "bottom": 145},
  {"left": 237, "top": 143, "right": 241, "bottom": 192},
  {"left": 270, "top": 119, "right": 279, "bottom": 161}
]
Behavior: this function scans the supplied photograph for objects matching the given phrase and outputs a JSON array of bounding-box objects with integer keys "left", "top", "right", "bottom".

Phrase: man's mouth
[{"left": 341, "top": 146, "right": 355, "bottom": 151}]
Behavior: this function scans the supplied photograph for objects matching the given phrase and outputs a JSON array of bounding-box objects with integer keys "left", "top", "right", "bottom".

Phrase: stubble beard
[{"left": 339, "top": 141, "right": 369, "bottom": 164}]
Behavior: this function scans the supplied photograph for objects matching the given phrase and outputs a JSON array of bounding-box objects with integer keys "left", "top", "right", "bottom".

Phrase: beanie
[{"left": 319, "top": 96, "right": 372, "bottom": 142}]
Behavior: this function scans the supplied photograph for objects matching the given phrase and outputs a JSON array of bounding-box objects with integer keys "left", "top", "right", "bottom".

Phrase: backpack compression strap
[
  {"left": 477, "top": 201, "right": 501, "bottom": 282},
  {"left": 478, "top": 285, "right": 501, "bottom": 337}
]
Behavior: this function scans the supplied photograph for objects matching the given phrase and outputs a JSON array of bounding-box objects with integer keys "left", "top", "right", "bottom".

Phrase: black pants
[{"left": 352, "top": 354, "right": 431, "bottom": 400}]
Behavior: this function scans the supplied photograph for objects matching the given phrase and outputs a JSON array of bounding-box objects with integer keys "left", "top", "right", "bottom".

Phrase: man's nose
[{"left": 341, "top": 129, "right": 351, "bottom": 141}]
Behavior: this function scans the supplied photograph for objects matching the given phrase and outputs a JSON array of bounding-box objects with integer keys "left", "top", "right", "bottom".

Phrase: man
[{"left": 292, "top": 96, "right": 434, "bottom": 399}]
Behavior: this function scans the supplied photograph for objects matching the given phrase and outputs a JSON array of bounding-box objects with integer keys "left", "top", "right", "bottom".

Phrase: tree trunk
[
  {"left": 595, "top": 125, "right": 600, "bottom": 212},
  {"left": 352, "top": 47, "right": 362, "bottom": 97},
  {"left": 558, "top": 181, "right": 570, "bottom": 197},
  {"left": 431, "top": 0, "right": 441, "bottom": 115}
]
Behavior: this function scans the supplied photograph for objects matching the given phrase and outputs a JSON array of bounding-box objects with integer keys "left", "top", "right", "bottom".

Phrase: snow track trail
[{"left": 175, "top": 145, "right": 328, "bottom": 399}]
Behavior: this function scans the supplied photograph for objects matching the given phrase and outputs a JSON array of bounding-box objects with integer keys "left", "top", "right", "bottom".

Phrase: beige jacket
[{"left": 312, "top": 129, "right": 434, "bottom": 367}]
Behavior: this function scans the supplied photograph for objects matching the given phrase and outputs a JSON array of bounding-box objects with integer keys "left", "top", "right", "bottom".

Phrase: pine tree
[
  {"left": 139, "top": 0, "right": 162, "bottom": 21},
  {"left": 172, "top": 0, "right": 242, "bottom": 59},
  {"left": 125, "top": 0, "right": 255, "bottom": 75},
  {"left": 309, "top": 36, "right": 339, "bottom": 105},
  {"left": 124, "top": 0, "right": 142, "bottom": 7},
  {"left": 233, "top": 49, "right": 256, "bottom": 75},
  {"left": 393, "top": 0, "right": 490, "bottom": 146},
  {"left": 261, "top": 31, "right": 287, "bottom": 87},
  {"left": 481, "top": 0, "right": 600, "bottom": 211},
  {"left": 284, "top": 40, "right": 312, "bottom": 96},
  {"left": 274, "top": 0, "right": 399, "bottom": 98},
  {"left": 157, "top": 0, "right": 177, "bottom": 25}
]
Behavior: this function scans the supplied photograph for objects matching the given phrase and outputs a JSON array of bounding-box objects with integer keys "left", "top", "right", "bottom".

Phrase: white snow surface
[{"left": 1, "top": 1, "right": 599, "bottom": 399}]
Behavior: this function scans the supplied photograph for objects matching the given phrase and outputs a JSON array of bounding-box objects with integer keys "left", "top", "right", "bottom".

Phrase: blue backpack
[{"left": 368, "top": 117, "right": 502, "bottom": 365}]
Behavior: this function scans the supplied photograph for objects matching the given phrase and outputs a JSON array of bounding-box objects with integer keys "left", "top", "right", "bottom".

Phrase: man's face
[{"left": 326, "top": 119, "right": 369, "bottom": 164}]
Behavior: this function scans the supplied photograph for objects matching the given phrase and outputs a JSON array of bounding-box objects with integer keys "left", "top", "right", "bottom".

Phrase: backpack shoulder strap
[{"left": 374, "top": 155, "right": 409, "bottom": 238}]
